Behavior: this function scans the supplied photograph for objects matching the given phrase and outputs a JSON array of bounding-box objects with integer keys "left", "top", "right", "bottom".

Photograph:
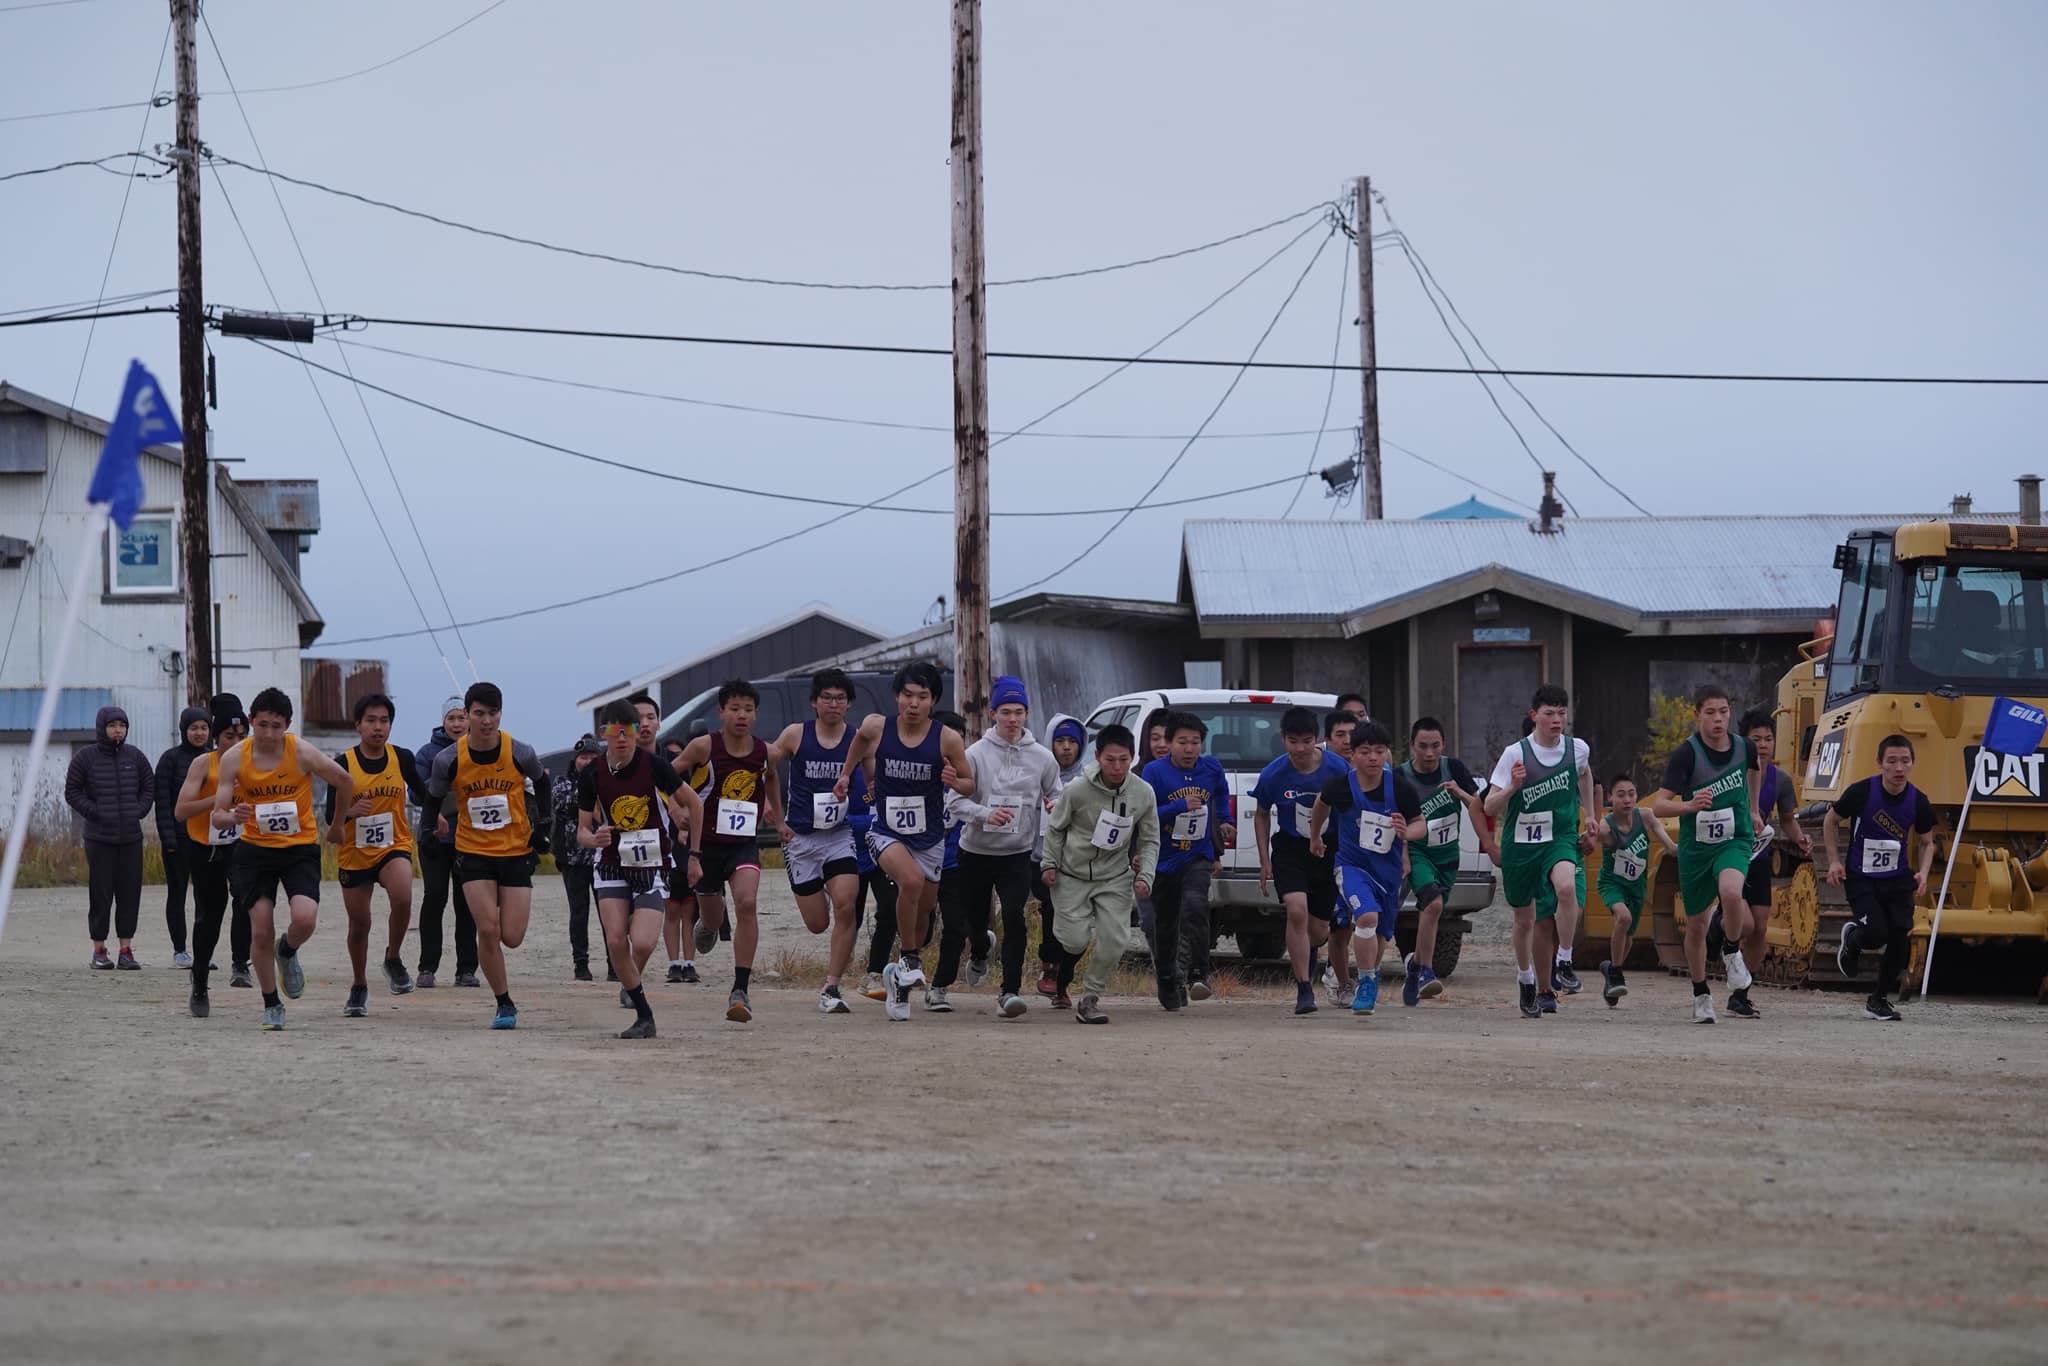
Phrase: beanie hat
[
  {"left": 441, "top": 696, "right": 466, "bottom": 720},
  {"left": 990, "top": 675, "right": 1028, "bottom": 711},
  {"left": 1051, "top": 718, "right": 1085, "bottom": 747},
  {"left": 179, "top": 705, "right": 210, "bottom": 736},
  {"left": 209, "top": 692, "right": 246, "bottom": 733},
  {"left": 573, "top": 735, "right": 602, "bottom": 756}
]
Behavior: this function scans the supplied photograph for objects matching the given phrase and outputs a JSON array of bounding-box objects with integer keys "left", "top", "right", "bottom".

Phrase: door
[{"left": 1457, "top": 645, "right": 1543, "bottom": 772}]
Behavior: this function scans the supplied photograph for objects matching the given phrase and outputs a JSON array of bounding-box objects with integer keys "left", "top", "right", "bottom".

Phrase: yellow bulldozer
[{"left": 1578, "top": 515, "right": 2048, "bottom": 997}]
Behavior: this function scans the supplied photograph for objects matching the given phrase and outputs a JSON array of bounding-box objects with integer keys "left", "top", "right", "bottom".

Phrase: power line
[
  {"left": 999, "top": 224, "right": 1340, "bottom": 601},
  {"left": 0, "top": 151, "right": 170, "bottom": 184},
  {"left": 1280, "top": 231, "right": 1351, "bottom": 517},
  {"left": 0, "top": 304, "right": 175, "bottom": 329},
  {"left": 0, "top": 286, "right": 173, "bottom": 319},
  {"left": 228, "top": 0, "right": 511, "bottom": 96},
  {"left": 0, "top": 0, "right": 115, "bottom": 12},
  {"left": 1382, "top": 438, "right": 1538, "bottom": 514}
]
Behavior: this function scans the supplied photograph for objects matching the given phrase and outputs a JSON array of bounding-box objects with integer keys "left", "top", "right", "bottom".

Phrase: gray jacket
[
  {"left": 64, "top": 705, "right": 154, "bottom": 845},
  {"left": 951, "top": 726, "right": 1063, "bottom": 857}
]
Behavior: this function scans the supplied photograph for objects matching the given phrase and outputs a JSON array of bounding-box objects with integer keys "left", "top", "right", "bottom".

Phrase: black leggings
[
  {"left": 162, "top": 844, "right": 190, "bottom": 952},
  {"left": 935, "top": 849, "right": 1034, "bottom": 993},
  {"left": 858, "top": 866, "right": 900, "bottom": 974},
  {"left": 415, "top": 840, "right": 476, "bottom": 975},
  {"left": 563, "top": 862, "right": 593, "bottom": 966},
  {"left": 85, "top": 840, "right": 143, "bottom": 942},
  {"left": 1846, "top": 875, "right": 1916, "bottom": 995},
  {"left": 183, "top": 837, "right": 250, "bottom": 985}
]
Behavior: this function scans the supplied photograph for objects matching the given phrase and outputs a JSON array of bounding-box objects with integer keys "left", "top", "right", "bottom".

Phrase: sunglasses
[{"left": 599, "top": 723, "right": 636, "bottom": 739}]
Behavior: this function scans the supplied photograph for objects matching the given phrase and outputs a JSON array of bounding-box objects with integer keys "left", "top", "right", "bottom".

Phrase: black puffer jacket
[
  {"left": 65, "top": 705, "right": 154, "bottom": 845},
  {"left": 153, "top": 706, "right": 210, "bottom": 846}
]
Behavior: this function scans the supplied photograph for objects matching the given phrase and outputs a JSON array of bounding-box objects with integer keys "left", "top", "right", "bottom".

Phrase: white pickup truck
[{"left": 1082, "top": 688, "right": 1497, "bottom": 977}]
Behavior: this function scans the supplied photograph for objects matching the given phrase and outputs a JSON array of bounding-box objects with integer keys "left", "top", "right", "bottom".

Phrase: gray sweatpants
[{"left": 1050, "top": 872, "right": 1136, "bottom": 999}]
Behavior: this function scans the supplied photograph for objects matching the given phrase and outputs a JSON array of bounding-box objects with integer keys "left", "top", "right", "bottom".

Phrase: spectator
[
  {"left": 413, "top": 697, "right": 478, "bottom": 988},
  {"left": 152, "top": 706, "right": 211, "bottom": 966},
  {"left": 65, "top": 705, "right": 155, "bottom": 969},
  {"left": 553, "top": 735, "right": 604, "bottom": 981}
]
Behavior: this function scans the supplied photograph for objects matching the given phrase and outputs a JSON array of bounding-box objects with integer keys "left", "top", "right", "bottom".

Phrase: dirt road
[{"left": 2, "top": 878, "right": 2043, "bottom": 1364}]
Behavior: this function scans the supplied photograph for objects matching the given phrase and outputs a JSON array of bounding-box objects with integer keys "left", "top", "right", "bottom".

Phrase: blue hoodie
[{"left": 1142, "top": 754, "right": 1233, "bottom": 875}]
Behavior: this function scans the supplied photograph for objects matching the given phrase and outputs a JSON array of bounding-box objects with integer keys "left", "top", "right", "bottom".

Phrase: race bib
[
  {"left": 720, "top": 799, "right": 760, "bottom": 839},
  {"left": 1090, "top": 810, "right": 1134, "bottom": 850},
  {"left": 1357, "top": 810, "right": 1397, "bottom": 854},
  {"left": 617, "top": 827, "right": 662, "bottom": 868},
  {"left": 1171, "top": 806, "right": 1210, "bottom": 843},
  {"left": 466, "top": 793, "right": 511, "bottom": 830},
  {"left": 1694, "top": 809, "right": 1734, "bottom": 845},
  {"left": 1427, "top": 814, "right": 1460, "bottom": 848},
  {"left": 987, "top": 795, "right": 1025, "bottom": 829},
  {"left": 811, "top": 792, "right": 845, "bottom": 830},
  {"left": 1751, "top": 823, "right": 1776, "bottom": 862},
  {"left": 1294, "top": 801, "right": 1319, "bottom": 839},
  {"left": 255, "top": 801, "right": 300, "bottom": 837},
  {"left": 1514, "top": 810, "right": 1554, "bottom": 845},
  {"left": 354, "top": 811, "right": 394, "bottom": 850},
  {"left": 1861, "top": 838, "right": 1902, "bottom": 876},
  {"left": 1612, "top": 849, "right": 1646, "bottom": 882},
  {"left": 209, "top": 819, "right": 239, "bottom": 846},
  {"left": 884, "top": 795, "right": 927, "bottom": 836}
]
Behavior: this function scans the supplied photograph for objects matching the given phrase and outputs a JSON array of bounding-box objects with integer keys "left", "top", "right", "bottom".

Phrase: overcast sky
[{"left": 3, "top": 0, "right": 2044, "bottom": 747}]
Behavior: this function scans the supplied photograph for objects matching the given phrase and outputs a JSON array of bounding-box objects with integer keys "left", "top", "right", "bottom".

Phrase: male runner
[
  {"left": 581, "top": 699, "right": 702, "bottom": 1039},
  {"left": 851, "top": 765, "right": 901, "bottom": 1001},
  {"left": 1398, "top": 717, "right": 1491, "bottom": 1006},
  {"left": 1825, "top": 734, "right": 1936, "bottom": 1022},
  {"left": 1730, "top": 709, "right": 1813, "bottom": 1014},
  {"left": 1309, "top": 719, "right": 1425, "bottom": 1016},
  {"left": 1033, "top": 715, "right": 1089, "bottom": 1000},
  {"left": 413, "top": 698, "right": 476, "bottom": 989},
  {"left": 210, "top": 688, "right": 355, "bottom": 1031},
  {"left": 1042, "top": 724, "right": 1161, "bottom": 1025},
  {"left": 323, "top": 692, "right": 432, "bottom": 1018},
  {"left": 768, "top": 669, "right": 867, "bottom": 1014},
  {"left": 1315, "top": 708, "right": 1358, "bottom": 1000},
  {"left": 1592, "top": 774, "right": 1676, "bottom": 1006},
  {"left": 1335, "top": 693, "right": 1369, "bottom": 722},
  {"left": 833, "top": 661, "right": 975, "bottom": 1022},
  {"left": 172, "top": 694, "right": 250, "bottom": 1016},
  {"left": 674, "top": 680, "right": 781, "bottom": 1023},
  {"left": 1324, "top": 710, "right": 1356, "bottom": 760},
  {"left": 1483, "top": 685, "right": 1593, "bottom": 1020},
  {"left": 629, "top": 692, "right": 694, "bottom": 984},
  {"left": 428, "top": 682, "right": 551, "bottom": 1031},
  {"left": 1143, "top": 712, "right": 1234, "bottom": 1009},
  {"left": 1648, "top": 685, "right": 1764, "bottom": 1024},
  {"left": 1252, "top": 706, "right": 1347, "bottom": 1015}
]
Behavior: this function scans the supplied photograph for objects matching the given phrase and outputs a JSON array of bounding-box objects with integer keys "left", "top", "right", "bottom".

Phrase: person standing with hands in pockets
[{"left": 1041, "top": 724, "right": 1161, "bottom": 1025}]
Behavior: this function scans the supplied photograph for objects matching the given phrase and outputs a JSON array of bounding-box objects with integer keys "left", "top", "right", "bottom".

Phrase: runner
[
  {"left": 1308, "top": 719, "right": 1425, "bottom": 1017},
  {"left": 1033, "top": 714, "right": 1089, "bottom": 1002},
  {"left": 1324, "top": 709, "right": 1356, "bottom": 760},
  {"left": 1398, "top": 717, "right": 1491, "bottom": 1006},
  {"left": 1732, "top": 708, "right": 1814, "bottom": 1015},
  {"left": 1335, "top": 693, "right": 1369, "bottom": 722},
  {"left": 833, "top": 661, "right": 975, "bottom": 1023},
  {"left": 1143, "top": 711, "right": 1234, "bottom": 1010},
  {"left": 209, "top": 688, "right": 356, "bottom": 1031},
  {"left": 1042, "top": 724, "right": 1161, "bottom": 1025},
  {"left": 1133, "top": 709, "right": 1172, "bottom": 955},
  {"left": 1482, "top": 685, "right": 1593, "bottom": 1020},
  {"left": 1825, "top": 734, "right": 1936, "bottom": 1022},
  {"left": 171, "top": 694, "right": 250, "bottom": 1016},
  {"left": 580, "top": 700, "right": 702, "bottom": 1039},
  {"left": 1648, "top": 684, "right": 1764, "bottom": 1024},
  {"left": 673, "top": 681, "right": 779, "bottom": 1022},
  {"left": 1591, "top": 773, "right": 1676, "bottom": 1006},
  {"left": 629, "top": 692, "right": 694, "bottom": 985},
  {"left": 1253, "top": 706, "right": 1348, "bottom": 1015},
  {"left": 849, "top": 765, "right": 900, "bottom": 1002},
  {"left": 323, "top": 693, "right": 433, "bottom": 1018},
  {"left": 427, "top": 682, "right": 552, "bottom": 1031},
  {"left": 551, "top": 736, "right": 604, "bottom": 980},
  {"left": 413, "top": 698, "right": 476, "bottom": 990},
  {"left": 1315, "top": 709, "right": 1358, "bottom": 1001},
  {"left": 767, "top": 669, "right": 866, "bottom": 1015},
  {"left": 934, "top": 677, "right": 1062, "bottom": 1019}
]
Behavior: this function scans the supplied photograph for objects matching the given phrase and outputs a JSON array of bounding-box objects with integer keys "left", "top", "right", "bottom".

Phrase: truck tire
[
  {"left": 1233, "top": 927, "right": 1285, "bottom": 964},
  {"left": 1392, "top": 919, "right": 1465, "bottom": 979}
]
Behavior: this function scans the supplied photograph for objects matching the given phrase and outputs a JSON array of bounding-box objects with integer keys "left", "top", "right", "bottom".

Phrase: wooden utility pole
[
  {"left": 171, "top": 0, "right": 213, "bottom": 707},
  {"left": 950, "top": 0, "right": 991, "bottom": 735},
  {"left": 1355, "top": 176, "right": 1383, "bottom": 519}
]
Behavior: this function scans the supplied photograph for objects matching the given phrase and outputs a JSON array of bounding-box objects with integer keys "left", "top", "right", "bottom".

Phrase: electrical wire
[
  {"left": 0, "top": 286, "right": 173, "bottom": 319},
  {"left": 998, "top": 223, "right": 1340, "bottom": 602},
  {"left": 1279, "top": 232, "right": 1351, "bottom": 517},
  {"left": 227, "top": 0, "right": 512, "bottom": 96},
  {"left": 0, "top": 151, "right": 170, "bottom": 184},
  {"left": 1382, "top": 438, "right": 1539, "bottom": 514},
  {"left": 0, "top": 0, "right": 113, "bottom": 12}
]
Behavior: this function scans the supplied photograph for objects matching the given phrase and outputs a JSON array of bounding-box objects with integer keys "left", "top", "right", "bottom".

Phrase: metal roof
[
  {"left": 0, "top": 687, "right": 115, "bottom": 734},
  {"left": 1181, "top": 512, "right": 2017, "bottom": 633}
]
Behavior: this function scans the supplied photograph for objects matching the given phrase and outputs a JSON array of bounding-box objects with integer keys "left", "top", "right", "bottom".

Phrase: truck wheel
[
  {"left": 1432, "top": 925, "right": 1464, "bottom": 980},
  {"left": 1233, "top": 928, "right": 1285, "bottom": 964}
]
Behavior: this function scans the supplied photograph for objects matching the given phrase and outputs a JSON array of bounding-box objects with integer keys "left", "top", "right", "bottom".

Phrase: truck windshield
[
  {"left": 1173, "top": 704, "right": 1300, "bottom": 769},
  {"left": 1826, "top": 537, "right": 1891, "bottom": 706},
  {"left": 1899, "top": 559, "right": 2048, "bottom": 691}
]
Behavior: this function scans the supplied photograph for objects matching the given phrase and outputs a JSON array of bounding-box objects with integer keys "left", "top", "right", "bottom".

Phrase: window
[
  {"left": 1826, "top": 536, "right": 1889, "bottom": 705},
  {"left": 1900, "top": 559, "right": 2048, "bottom": 690},
  {"left": 1173, "top": 704, "right": 1296, "bottom": 768},
  {"left": 107, "top": 513, "right": 176, "bottom": 595}
]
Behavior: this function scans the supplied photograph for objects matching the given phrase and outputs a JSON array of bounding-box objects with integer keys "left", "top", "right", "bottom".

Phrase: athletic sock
[
  {"left": 1556, "top": 949, "right": 1573, "bottom": 965},
  {"left": 1692, "top": 979, "right": 1710, "bottom": 997},
  {"left": 734, "top": 966, "right": 751, "bottom": 993},
  {"left": 680, "top": 959, "right": 694, "bottom": 969},
  {"left": 1517, "top": 967, "right": 1536, "bottom": 986},
  {"left": 1296, "top": 978, "right": 1310, "bottom": 991},
  {"left": 262, "top": 990, "right": 281, "bottom": 1008},
  {"left": 276, "top": 937, "right": 297, "bottom": 959},
  {"left": 495, "top": 992, "right": 515, "bottom": 1011},
  {"left": 902, "top": 950, "right": 921, "bottom": 967},
  {"left": 626, "top": 985, "right": 651, "bottom": 1020},
  {"left": 670, "top": 960, "right": 683, "bottom": 970}
]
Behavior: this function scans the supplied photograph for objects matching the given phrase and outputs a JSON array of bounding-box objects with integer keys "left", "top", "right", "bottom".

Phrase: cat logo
[
  {"left": 1966, "top": 746, "right": 2048, "bottom": 803},
  {"left": 1810, "top": 732, "right": 1845, "bottom": 788}
]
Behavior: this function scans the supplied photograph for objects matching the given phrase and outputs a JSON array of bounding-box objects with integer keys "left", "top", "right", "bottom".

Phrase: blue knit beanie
[{"left": 990, "top": 675, "right": 1029, "bottom": 711}]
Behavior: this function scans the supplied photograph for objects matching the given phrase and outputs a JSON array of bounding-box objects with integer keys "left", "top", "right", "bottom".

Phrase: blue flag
[
  {"left": 1984, "top": 697, "right": 2047, "bottom": 758},
  {"left": 87, "top": 360, "right": 181, "bottom": 531}
]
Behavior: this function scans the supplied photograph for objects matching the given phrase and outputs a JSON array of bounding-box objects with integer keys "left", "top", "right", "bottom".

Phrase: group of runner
[{"left": 159, "top": 664, "right": 1935, "bottom": 1034}]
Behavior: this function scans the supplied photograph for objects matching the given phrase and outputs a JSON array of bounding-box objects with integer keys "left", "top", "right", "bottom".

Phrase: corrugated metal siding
[
  {"left": 0, "top": 412, "right": 47, "bottom": 472},
  {"left": 0, "top": 686, "right": 115, "bottom": 732},
  {"left": 1182, "top": 513, "right": 2008, "bottom": 623}
]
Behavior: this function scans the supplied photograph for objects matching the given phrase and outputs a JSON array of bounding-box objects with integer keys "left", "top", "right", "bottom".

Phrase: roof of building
[
  {"left": 1419, "top": 496, "right": 1520, "bottom": 521},
  {"left": 0, "top": 686, "right": 115, "bottom": 734},
  {"left": 575, "top": 602, "right": 889, "bottom": 710},
  {"left": 798, "top": 593, "right": 1192, "bottom": 673},
  {"left": 1180, "top": 511, "right": 2018, "bottom": 638}
]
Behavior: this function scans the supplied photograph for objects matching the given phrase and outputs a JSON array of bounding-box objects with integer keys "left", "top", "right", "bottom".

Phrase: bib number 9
[
  {"left": 255, "top": 801, "right": 300, "bottom": 837},
  {"left": 1090, "top": 810, "right": 1133, "bottom": 850}
]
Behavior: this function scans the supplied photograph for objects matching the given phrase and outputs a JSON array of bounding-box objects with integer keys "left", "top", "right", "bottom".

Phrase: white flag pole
[
  {"left": 0, "top": 504, "right": 112, "bottom": 946},
  {"left": 1917, "top": 780, "right": 1975, "bottom": 1000}
]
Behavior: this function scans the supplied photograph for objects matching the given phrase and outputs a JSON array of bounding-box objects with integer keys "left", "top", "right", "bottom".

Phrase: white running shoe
[
  {"left": 861, "top": 970, "right": 887, "bottom": 1001},
  {"left": 1723, "top": 948, "right": 1753, "bottom": 991},
  {"left": 996, "top": 992, "right": 1027, "bottom": 1019},
  {"left": 1693, "top": 993, "right": 1717, "bottom": 1025},
  {"left": 818, "top": 986, "right": 852, "bottom": 1015},
  {"left": 896, "top": 958, "right": 926, "bottom": 992},
  {"left": 924, "top": 985, "right": 953, "bottom": 1013},
  {"left": 882, "top": 963, "right": 911, "bottom": 1022},
  {"left": 965, "top": 931, "right": 995, "bottom": 987}
]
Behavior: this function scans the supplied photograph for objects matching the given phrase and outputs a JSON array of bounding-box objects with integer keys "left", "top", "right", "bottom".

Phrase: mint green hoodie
[{"left": 1041, "top": 762, "right": 1161, "bottom": 885}]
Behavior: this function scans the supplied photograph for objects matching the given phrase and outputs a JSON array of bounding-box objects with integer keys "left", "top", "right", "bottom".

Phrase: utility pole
[
  {"left": 171, "top": 0, "right": 213, "bottom": 707},
  {"left": 1355, "top": 175, "right": 1383, "bottom": 519},
  {"left": 950, "top": 0, "right": 991, "bottom": 735}
]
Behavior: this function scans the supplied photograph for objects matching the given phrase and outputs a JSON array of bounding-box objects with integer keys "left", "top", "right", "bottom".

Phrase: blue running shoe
[
  {"left": 1417, "top": 965, "right": 1443, "bottom": 999},
  {"left": 1352, "top": 976, "right": 1376, "bottom": 1016},
  {"left": 1294, "top": 983, "right": 1318, "bottom": 1016},
  {"left": 1401, "top": 953, "right": 1421, "bottom": 1008},
  {"left": 275, "top": 936, "right": 304, "bottom": 1000},
  {"left": 490, "top": 1002, "right": 518, "bottom": 1030},
  {"left": 261, "top": 1003, "right": 286, "bottom": 1031}
]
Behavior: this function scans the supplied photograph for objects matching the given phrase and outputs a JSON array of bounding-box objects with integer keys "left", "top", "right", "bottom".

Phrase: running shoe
[
  {"left": 491, "top": 1002, "right": 518, "bottom": 1030},
  {"left": 1051, "top": 992, "right": 1072, "bottom": 1010},
  {"left": 1417, "top": 966, "right": 1443, "bottom": 1000},
  {"left": 882, "top": 963, "right": 911, "bottom": 1022},
  {"left": 173, "top": 950, "right": 193, "bottom": 969},
  {"left": 189, "top": 989, "right": 210, "bottom": 1019},
  {"left": 862, "top": 970, "right": 888, "bottom": 1002},
  {"left": 694, "top": 921, "right": 718, "bottom": 954},
  {"left": 383, "top": 959, "right": 414, "bottom": 995},
  {"left": 996, "top": 992, "right": 1027, "bottom": 1019},
  {"left": 680, "top": 963, "right": 700, "bottom": 984},
  {"left": 619, "top": 1016, "right": 657, "bottom": 1039},
  {"left": 1723, "top": 948, "right": 1754, "bottom": 992},
  {"left": 90, "top": 947, "right": 113, "bottom": 970},
  {"left": 275, "top": 936, "right": 304, "bottom": 1000},
  {"left": 1863, "top": 995, "right": 1901, "bottom": 1022},
  {"left": 1693, "top": 994, "right": 1717, "bottom": 1025},
  {"left": 1600, "top": 960, "right": 1627, "bottom": 1006},
  {"left": 573, "top": 963, "right": 593, "bottom": 982},
  {"left": 818, "top": 985, "right": 851, "bottom": 1015},
  {"left": 1294, "top": 983, "right": 1317, "bottom": 1015},
  {"left": 1537, "top": 991, "right": 1558, "bottom": 1014},
  {"left": 1036, "top": 966, "right": 1059, "bottom": 998},
  {"left": 1352, "top": 976, "right": 1377, "bottom": 1016},
  {"left": 1725, "top": 988, "right": 1759, "bottom": 1019},
  {"left": 666, "top": 963, "right": 685, "bottom": 984},
  {"left": 1401, "top": 954, "right": 1421, "bottom": 1008},
  {"left": 412, "top": 968, "right": 436, "bottom": 989},
  {"left": 1327, "top": 976, "right": 1352, "bottom": 1010},
  {"left": 230, "top": 964, "right": 254, "bottom": 989},
  {"left": 343, "top": 985, "right": 369, "bottom": 1018},
  {"left": 261, "top": 1003, "right": 286, "bottom": 1031},
  {"left": 1074, "top": 994, "right": 1108, "bottom": 1024},
  {"left": 1835, "top": 923, "right": 1861, "bottom": 979},
  {"left": 1188, "top": 977, "right": 1213, "bottom": 1002},
  {"left": 924, "top": 986, "right": 953, "bottom": 1013},
  {"left": 725, "top": 989, "right": 752, "bottom": 1023},
  {"left": 966, "top": 931, "right": 994, "bottom": 988},
  {"left": 453, "top": 971, "right": 481, "bottom": 989},
  {"left": 897, "top": 957, "right": 927, "bottom": 994},
  {"left": 1552, "top": 961, "right": 1582, "bottom": 994},
  {"left": 1518, "top": 982, "right": 1540, "bottom": 1018},
  {"left": 117, "top": 948, "right": 141, "bottom": 971}
]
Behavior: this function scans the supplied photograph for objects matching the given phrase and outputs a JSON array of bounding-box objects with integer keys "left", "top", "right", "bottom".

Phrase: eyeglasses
[
  {"left": 816, "top": 693, "right": 850, "bottom": 704},
  {"left": 599, "top": 724, "right": 636, "bottom": 739}
]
